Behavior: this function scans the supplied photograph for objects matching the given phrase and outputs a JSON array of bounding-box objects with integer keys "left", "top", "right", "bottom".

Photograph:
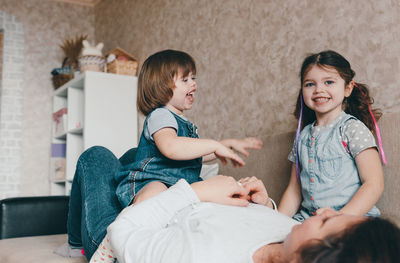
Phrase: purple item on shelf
[{"left": 51, "top": 143, "right": 66, "bottom": 158}]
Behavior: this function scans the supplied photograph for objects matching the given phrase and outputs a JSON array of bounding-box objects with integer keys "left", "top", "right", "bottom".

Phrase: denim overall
[
  {"left": 294, "top": 112, "right": 380, "bottom": 222},
  {"left": 115, "top": 109, "right": 203, "bottom": 208}
]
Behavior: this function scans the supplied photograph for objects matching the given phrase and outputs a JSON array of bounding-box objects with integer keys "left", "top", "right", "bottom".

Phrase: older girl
[{"left": 279, "top": 50, "right": 384, "bottom": 221}]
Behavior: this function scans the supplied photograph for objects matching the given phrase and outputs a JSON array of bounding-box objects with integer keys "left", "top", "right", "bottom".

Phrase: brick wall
[
  {"left": 0, "top": 11, "right": 24, "bottom": 199},
  {"left": 0, "top": 30, "right": 2, "bottom": 83}
]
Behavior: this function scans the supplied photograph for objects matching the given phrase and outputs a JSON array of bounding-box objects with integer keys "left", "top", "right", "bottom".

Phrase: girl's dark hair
[
  {"left": 294, "top": 50, "right": 381, "bottom": 132},
  {"left": 298, "top": 217, "right": 400, "bottom": 263},
  {"left": 137, "top": 49, "right": 196, "bottom": 116}
]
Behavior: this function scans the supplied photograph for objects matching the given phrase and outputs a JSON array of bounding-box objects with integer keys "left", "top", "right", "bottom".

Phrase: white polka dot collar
[{"left": 310, "top": 111, "right": 346, "bottom": 137}]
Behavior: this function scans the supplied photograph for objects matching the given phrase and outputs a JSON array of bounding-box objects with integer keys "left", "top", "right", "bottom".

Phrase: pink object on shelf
[
  {"left": 53, "top": 108, "right": 68, "bottom": 136},
  {"left": 53, "top": 108, "right": 68, "bottom": 123}
]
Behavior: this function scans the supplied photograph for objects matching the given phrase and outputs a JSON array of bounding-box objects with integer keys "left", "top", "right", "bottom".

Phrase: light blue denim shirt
[{"left": 290, "top": 112, "right": 380, "bottom": 221}]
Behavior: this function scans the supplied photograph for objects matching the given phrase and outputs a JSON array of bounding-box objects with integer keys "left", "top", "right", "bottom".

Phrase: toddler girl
[
  {"left": 90, "top": 49, "right": 262, "bottom": 262},
  {"left": 278, "top": 50, "right": 385, "bottom": 222}
]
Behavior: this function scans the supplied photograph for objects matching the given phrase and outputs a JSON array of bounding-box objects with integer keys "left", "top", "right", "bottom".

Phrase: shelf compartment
[
  {"left": 53, "top": 94, "right": 67, "bottom": 111},
  {"left": 53, "top": 108, "right": 68, "bottom": 138},
  {"left": 50, "top": 141, "right": 66, "bottom": 182}
]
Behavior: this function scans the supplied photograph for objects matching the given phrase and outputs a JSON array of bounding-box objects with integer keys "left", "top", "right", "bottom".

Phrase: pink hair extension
[{"left": 354, "top": 83, "right": 387, "bottom": 164}]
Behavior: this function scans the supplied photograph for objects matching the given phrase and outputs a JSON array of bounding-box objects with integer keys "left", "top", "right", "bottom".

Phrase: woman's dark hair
[
  {"left": 298, "top": 217, "right": 400, "bottom": 263},
  {"left": 294, "top": 50, "right": 381, "bottom": 132},
  {"left": 137, "top": 49, "right": 196, "bottom": 116}
]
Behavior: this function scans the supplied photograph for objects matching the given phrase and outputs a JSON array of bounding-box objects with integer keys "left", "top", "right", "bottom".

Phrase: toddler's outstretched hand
[
  {"left": 222, "top": 137, "right": 263, "bottom": 157},
  {"left": 215, "top": 143, "right": 246, "bottom": 167}
]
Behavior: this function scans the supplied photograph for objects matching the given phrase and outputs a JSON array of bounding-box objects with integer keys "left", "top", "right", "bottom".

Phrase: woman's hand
[
  {"left": 238, "top": 176, "right": 273, "bottom": 208},
  {"left": 191, "top": 175, "right": 250, "bottom": 207},
  {"left": 221, "top": 137, "right": 263, "bottom": 157}
]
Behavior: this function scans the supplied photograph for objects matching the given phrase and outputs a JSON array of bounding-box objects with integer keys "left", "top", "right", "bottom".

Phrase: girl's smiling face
[
  {"left": 302, "top": 65, "right": 353, "bottom": 125},
  {"left": 166, "top": 70, "right": 197, "bottom": 115}
]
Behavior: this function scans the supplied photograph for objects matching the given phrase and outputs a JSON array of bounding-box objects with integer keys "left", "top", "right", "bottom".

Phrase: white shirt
[{"left": 108, "top": 180, "right": 299, "bottom": 263}]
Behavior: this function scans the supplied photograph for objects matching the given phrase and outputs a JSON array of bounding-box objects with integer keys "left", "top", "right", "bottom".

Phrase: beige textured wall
[
  {"left": 0, "top": 0, "right": 95, "bottom": 196},
  {"left": 1, "top": 0, "right": 399, "bottom": 196},
  {"left": 94, "top": 0, "right": 400, "bottom": 176}
]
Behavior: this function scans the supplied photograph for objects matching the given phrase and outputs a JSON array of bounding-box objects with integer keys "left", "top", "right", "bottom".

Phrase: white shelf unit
[{"left": 51, "top": 71, "right": 138, "bottom": 195}]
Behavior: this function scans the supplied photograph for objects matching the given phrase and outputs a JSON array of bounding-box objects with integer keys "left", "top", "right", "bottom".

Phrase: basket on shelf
[
  {"left": 52, "top": 74, "right": 71, "bottom": 89},
  {"left": 79, "top": 55, "right": 106, "bottom": 73},
  {"left": 106, "top": 47, "right": 138, "bottom": 76},
  {"left": 51, "top": 66, "right": 74, "bottom": 90},
  {"left": 108, "top": 59, "right": 138, "bottom": 76}
]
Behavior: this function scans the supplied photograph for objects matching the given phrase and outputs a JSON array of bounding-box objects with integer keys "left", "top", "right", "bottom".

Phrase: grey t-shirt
[
  {"left": 341, "top": 118, "right": 377, "bottom": 157},
  {"left": 143, "top": 108, "right": 180, "bottom": 141}
]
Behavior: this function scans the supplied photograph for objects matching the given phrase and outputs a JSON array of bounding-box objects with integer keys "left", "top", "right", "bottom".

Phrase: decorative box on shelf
[{"left": 106, "top": 47, "right": 138, "bottom": 76}]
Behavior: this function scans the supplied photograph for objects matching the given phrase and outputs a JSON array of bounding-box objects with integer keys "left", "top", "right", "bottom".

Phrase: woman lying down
[{"left": 92, "top": 175, "right": 400, "bottom": 263}]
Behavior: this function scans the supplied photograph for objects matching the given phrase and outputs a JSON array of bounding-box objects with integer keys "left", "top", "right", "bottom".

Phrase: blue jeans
[{"left": 67, "top": 146, "right": 136, "bottom": 260}]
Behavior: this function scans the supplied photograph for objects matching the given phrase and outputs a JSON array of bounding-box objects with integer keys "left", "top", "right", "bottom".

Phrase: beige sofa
[{"left": 0, "top": 112, "right": 399, "bottom": 262}]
